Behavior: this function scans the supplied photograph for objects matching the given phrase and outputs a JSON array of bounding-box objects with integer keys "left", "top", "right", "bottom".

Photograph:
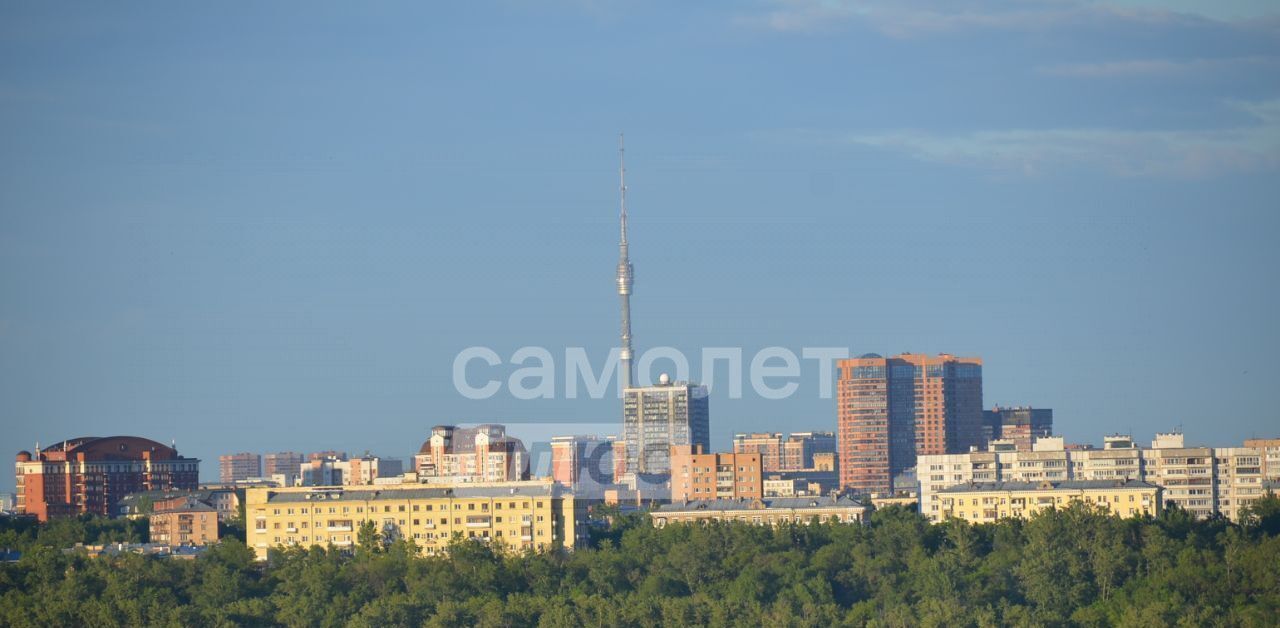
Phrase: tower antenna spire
[{"left": 616, "top": 133, "right": 635, "bottom": 390}]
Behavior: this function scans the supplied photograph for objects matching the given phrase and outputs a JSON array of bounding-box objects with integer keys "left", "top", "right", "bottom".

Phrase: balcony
[{"left": 327, "top": 526, "right": 353, "bottom": 532}]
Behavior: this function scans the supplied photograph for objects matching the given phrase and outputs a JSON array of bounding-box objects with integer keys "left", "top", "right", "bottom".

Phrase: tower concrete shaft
[{"left": 616, "top": 135, "right": 634, "bottom": 389}]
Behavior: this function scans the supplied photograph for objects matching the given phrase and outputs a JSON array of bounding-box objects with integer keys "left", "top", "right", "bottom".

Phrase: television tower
[{"left": 616, "top": 134, "right": 635, "bottom": 390}]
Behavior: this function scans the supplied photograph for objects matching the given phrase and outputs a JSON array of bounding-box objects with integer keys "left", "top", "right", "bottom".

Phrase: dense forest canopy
[{"left": 1, "top": 496, "right": 1278, "bottom": 627}]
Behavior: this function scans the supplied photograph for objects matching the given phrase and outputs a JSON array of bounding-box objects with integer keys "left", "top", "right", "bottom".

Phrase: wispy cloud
[
  {"left": 837, "top": 100, "right": 1280, "bottom": 178},
  {"left": 1038, "top": 55, "right": 1280, "bottom": 77},
  {"left": 741, "top": 0, "right": 1276, "bottom": 37}
]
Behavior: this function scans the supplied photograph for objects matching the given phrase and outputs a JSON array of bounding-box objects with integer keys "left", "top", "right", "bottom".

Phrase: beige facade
[
  {"left": 651, "top": 496, "right": 867, "bottom": 527},
  {"left": 1244, "top": 438, "right": 1280, "bottom": 482},
  {"left": 150, "top": 499, "right": 219, "bottom": 546},
  {"left": 670, "top": 445, "right": 762, "bottom": 502},
  {"left": 243, "top": 480, "right": 578, "bottom": 560},
  {"left": 1214, "top": 447, "right": 1266, "bottom": 521},
  {"left": 938, "top": 480, "right": 1160, "bottom": 523}
]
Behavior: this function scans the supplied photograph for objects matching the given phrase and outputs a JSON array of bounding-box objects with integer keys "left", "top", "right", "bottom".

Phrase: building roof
[
  {"left": 262, "top": 482, "right": 562, "bottom": 504},
  {"left": 938, "top": 479, "right": 1159, "bottom": 493},
  {"left": 654, "top": 495, "right": 864, "bottom": 513},
  {"left": 117, "top": 488, "right": 231, "bottom": 507},
  {"left": 155, "top": 497, "right": 218, "bottom": 513},
  {"left": 26, "top": 436, "right": 188, "bottom": 463}
]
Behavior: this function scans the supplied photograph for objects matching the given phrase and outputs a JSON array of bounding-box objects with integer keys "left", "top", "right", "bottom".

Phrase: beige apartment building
[
  {"left": 1244, "top": 438, "right": 1280, "bottom": 481},
  {"left": 670, "top": 445, "right": 762, "bottom": 502},
  {"left": 651, "top": 495, "right": 867, "bottom": 527},
  {"left": 150, "top": 498, "right": 219, "bottom": 546},
  {"left": 243, "top": 480, "right": 577, "bottom": 560},
  {"left": 938, "top": 479, "right": 1160, "bottom": 523}
]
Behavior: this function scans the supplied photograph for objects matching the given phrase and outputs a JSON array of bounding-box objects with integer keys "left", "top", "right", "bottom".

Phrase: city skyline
[{"left": 3, "top": 2, "right": 1278, "bottom": 490}]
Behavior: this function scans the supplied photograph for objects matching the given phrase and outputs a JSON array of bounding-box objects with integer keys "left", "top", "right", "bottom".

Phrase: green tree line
[{"left": 0, "top": 496, "right": 1278, "bottom": 627}]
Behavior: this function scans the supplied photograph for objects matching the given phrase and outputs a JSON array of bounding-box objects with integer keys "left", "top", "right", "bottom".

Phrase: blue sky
[{"left": 2, "top": 1, "right": 1278, "bottom": 487}]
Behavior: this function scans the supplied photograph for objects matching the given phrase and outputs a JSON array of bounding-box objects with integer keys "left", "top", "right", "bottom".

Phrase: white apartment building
[{"left": 918, "top": 432, "right": 1275, "bottom": 522}]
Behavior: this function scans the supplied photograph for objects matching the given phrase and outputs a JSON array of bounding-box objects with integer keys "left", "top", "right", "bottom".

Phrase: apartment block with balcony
[
  {"left": 149, "top": 497, "right": 219, "bottom": 547},
  {"left": 414, "top": 425, "right": 529, "bottom": 484},
  {"left": 919, "top": 431, "right": 1279, "bottom": 522},
  {"left": 670, "top": 445, "right": 762, "bottom": 502},
  {"left": 651, "top": 495, "right": 867, "bottom": 528},
  {"left": 836, "top": 353, "right": 983, "bottom": 495},
  {"left": 243, "top": 480, "right": 579, "bottom": 560},
  {"left": 938, "top": 480, "right": 1160, "bottom": 523}
]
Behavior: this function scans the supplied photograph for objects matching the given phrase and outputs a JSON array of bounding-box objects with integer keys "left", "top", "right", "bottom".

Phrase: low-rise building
[
  {"left": 243, "top": 480, "right": 578, "bottom": 560},
  {"left": 938, "top": 479, "right": 1160, "bottom": 523},
  {"left": 150, "top": 497, "right": 219, "bottom": 547},
  {"left": 870, "top": 491, "right": 919, "bottom": 511},
  {"left": 762, "top": 470, "right": 839, "bottom": 497},
  {"left": 68, "top": 543, "right": 207, "bottom": 559},
  {"left": 651, "top": 496, "right": 867, "bottom": 527}
]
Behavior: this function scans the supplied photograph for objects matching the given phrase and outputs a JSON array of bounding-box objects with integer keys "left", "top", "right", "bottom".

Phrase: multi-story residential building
[
  {"left": 301, "top": 454, "right": 404, "bottom": 487},
  {"left": 1142, "top": 433, "right": 1217, "bottom": 518},
  {"left": 732, "top": 433, "right": 784, "bottom": 471},
  {"left": 611, "top": 440, "right": 628, "bottom": 480},
  {"left": 670, "top": 445, "right": 762, "bottom": 502},
  {"left": 1072, "top": 435, "right": 1145, "bottom": 481},
  {"left": 783, "top": 431, "right": 837, "bottom": 471},
  {"left": 1244, "top": 438, "right": 1280, "bottom": 481},
  {"left": 414, "top": 425, "right": 529, "bottom": 484},
  {"left": 621, "top": 376, "right": 710, "bottom": 475},
  {"left": 937, "top": 480, "right": 1160, "bottom": 523},
  {"left": 149, "top": 497, "right": 219, "bottom": 547},
  {"left": 836, "top": 353, "right": 984, "bottom": 494},
  {"left": 0, "top": 493, "right": 15, "bottom": 512},
  {"left": 550, "top": 435, "right": 615, "bottom": 497},
  {"left": 15, "top": 436, "right": 199, "bottom": 521},
  {"left": 732, "top": 431, "right": 838, "bottom": 472},
  {"left": 262, "top": 452, "right": 305, "bottom": 485},
  {"left": 243, "top": 480, "right": 580, "bottom": 560},
  {"left": 919, "top": 432, "right": 1280, "bottom": 522},
  {"left": 219, "top": 453, "right": 262, "bottom": 484},
  {"left": 1213, "top": 447, "right": 1265, "bottom": 522},
  {"left": 981, "top": 406, "right": 1052, "bottom": 451},
  {"left": 651, "top": 495, "right": 868, "bottom": 527}
]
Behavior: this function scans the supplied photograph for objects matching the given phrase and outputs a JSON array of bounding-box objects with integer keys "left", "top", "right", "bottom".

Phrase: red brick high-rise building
[
  {"left": 836, "top": 354, "right": 983, "bottom": 494},
  {"left": 15, "top": 436, "right": 200, "bottom": 521}
]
